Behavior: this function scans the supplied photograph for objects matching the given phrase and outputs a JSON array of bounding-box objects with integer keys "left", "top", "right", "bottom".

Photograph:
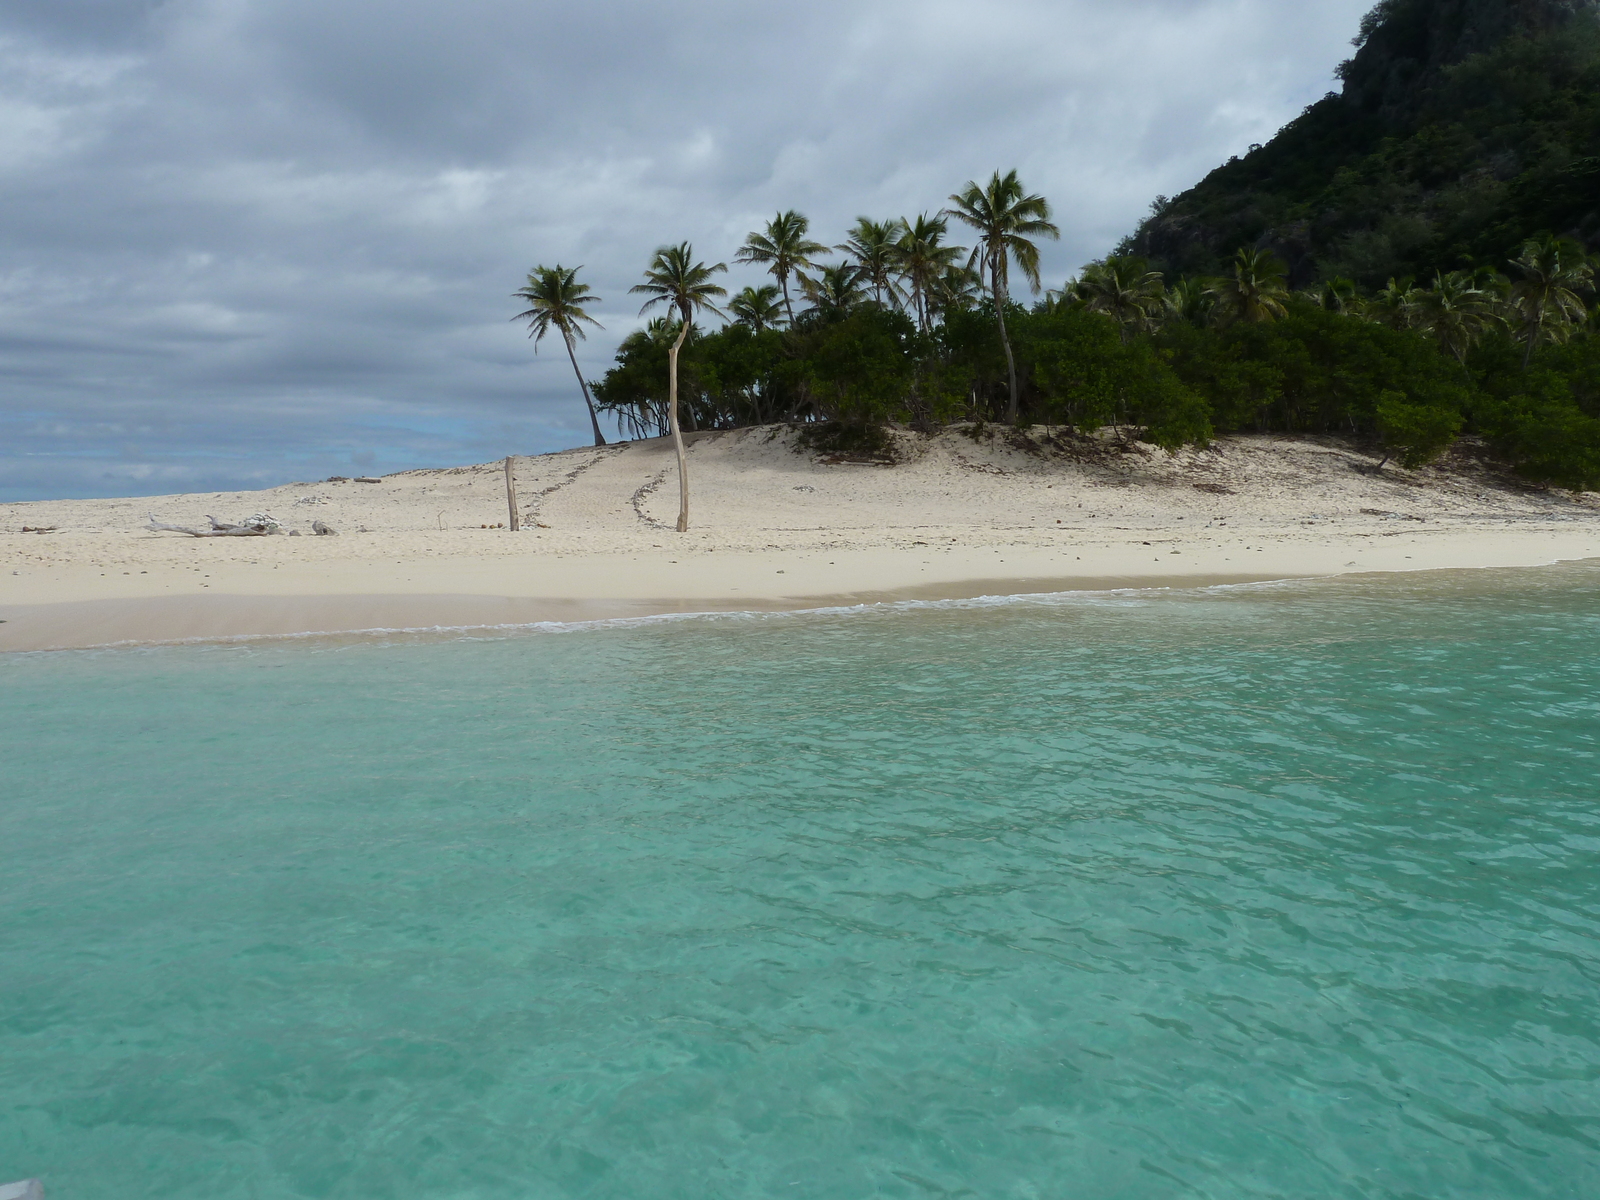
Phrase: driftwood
[
  {"left": 312, "top": 519, "right": 337, "bottom": 536},
  {"left": 147, "top": 513, "right": 281, "bottom": 537}
]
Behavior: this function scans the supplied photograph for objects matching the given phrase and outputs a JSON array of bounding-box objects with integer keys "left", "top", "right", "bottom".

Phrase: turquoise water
[{"left": 3, "top": 566, "right": 1599, "bottom": 1199}]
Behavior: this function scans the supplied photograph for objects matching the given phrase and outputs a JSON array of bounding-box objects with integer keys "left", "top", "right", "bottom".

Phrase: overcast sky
[{"left": 0, "top": 0, "right": 1372, "bottom": 501}]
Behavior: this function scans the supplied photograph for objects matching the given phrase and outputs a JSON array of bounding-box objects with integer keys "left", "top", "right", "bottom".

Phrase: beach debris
[
  {"left": 326, "top": 475, "right": 349, "bottom": 482},
  {"left": 19, "top": 526, "right": 57, "bottom": 533},
  {"left": 793, "top": 485, "right": 816, "bottom": 493},
  {"left": 312, "top": 519, "right": 337, "bottom": 536},
  {"left": 353, "top": 476, "right": 383, "bottom": 483},
  {"left": 1360, "top": 508, "right": 1426, "bottom": 521},
  {"left": 1193, "top": 483, "right": 1234, "bottom": 495},
  {"left": 146, "top": 512, "right": 283, "bottom": 537}
]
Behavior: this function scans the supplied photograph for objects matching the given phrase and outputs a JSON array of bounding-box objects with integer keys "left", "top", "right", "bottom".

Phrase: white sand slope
[{"left": 3, "top": 425, "right": 1598, "bottom": 650}]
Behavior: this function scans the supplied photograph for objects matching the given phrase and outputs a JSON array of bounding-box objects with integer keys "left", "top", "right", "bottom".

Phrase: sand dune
[{"left": 4, "top": 425, "right": 1598, "bottom": 651}]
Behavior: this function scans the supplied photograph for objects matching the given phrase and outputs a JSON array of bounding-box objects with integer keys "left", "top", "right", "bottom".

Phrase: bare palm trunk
[
  {"left": 993, "top": 262, "right": 1019, "bottom": 424},
  {"left": 780, "top": 274, "right": 795, "bottom": 325},
  {"left": 503, "top": 456, "right": 520, "bottom": 531},
  {"left": 563, "top": 334, "right": 607, "bottom": 446},
  {"left": 1522, "top": 297, "right": 1545, "bottom": 370},
  {"left": 668, "top": 317, "right": 691, "bottom": 532}
]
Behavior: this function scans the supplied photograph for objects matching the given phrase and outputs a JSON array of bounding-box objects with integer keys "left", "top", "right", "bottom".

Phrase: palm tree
[
  {"left": 512, "top": 264, "right": 608, "bottom": 446},
  {"left": 1508, "top": 235, "right": 1594, "bottom": 368},
  {"left": 946, "top": 170, "right": 1060, "bottom": 422},
  {"left": 1366, "top": 277, "right": 1422, "bottom": 329},
  {"left": 1411, "top": 270, "right": 1499, "bottom": 367},
  {"left": 728, "top": 285, "right": 785, "bottom": 332},
  {"left": 1305, "top": 276, "right": 1356, "bottom": 315},
  {"left": 895, "top": 214, "right": 966, "bottom": 332},
  {"left": 1207, "top": 248, "right": 1291, "bottom": 326},
  {"left": 1163, "top": 276, "right": 1211, "bottom": 326},
  {"left": 838, "top": 217, "right": 906, "bottom": 308},
  {"left": 630, "top": 243, "right": 727, "bottom": 532},
  {"left": 734, "top": 211, "right": 830, "bottom": 325},
  {"left": 797, "top": 262, "right": 867, "bottom": 320},
  {"left": 1075, "top": 256, "right": 1166, "bottom": 342},
  {"left": 932, "top": 262, "right": 984, "bottom": 320}
]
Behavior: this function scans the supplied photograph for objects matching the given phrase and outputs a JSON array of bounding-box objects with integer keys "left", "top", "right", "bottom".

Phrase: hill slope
[{"left": 1126, "top": 0, "right": 1600, "bottom": 286}]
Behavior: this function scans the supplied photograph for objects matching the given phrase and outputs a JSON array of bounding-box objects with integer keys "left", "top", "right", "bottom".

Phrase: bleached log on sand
[{"left": 147, "top": 514, "right": 276, "bottom": 537}]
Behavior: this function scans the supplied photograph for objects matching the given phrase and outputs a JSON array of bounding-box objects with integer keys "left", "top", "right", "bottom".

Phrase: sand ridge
[{"left": 3, "top": 425, "right": 1599, "bottom": 650}]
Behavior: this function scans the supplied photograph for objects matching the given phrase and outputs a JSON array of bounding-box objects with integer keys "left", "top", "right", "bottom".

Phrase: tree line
[{"left": 515, "top": 170, "right": 1600, "bottom": 529}]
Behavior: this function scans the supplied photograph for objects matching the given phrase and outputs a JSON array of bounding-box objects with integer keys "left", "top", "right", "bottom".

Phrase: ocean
[{"left": 3, "top": 564, "right": 1599, "bottom": 1199}]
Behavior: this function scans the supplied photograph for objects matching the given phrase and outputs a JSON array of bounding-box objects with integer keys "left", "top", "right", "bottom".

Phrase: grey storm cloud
[{"left": 0, "top": 0, "right": 1373, "bottom": 500}]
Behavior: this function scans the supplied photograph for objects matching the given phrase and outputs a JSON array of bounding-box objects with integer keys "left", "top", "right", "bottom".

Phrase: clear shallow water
[{"left": 2, "top": 566, "right": 1599, "bottom": 1200}]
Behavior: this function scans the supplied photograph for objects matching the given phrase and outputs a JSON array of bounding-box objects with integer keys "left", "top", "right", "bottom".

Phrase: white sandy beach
[{"left": 3, "top": 425, "right": 1598, "bottom": 651}]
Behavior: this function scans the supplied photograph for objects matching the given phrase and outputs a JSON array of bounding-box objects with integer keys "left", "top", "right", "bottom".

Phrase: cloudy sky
[{"left": 0, "top": 0, "right": 1372, "bottom": 501}]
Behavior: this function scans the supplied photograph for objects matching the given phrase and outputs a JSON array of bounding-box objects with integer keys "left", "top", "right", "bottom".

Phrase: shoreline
[
  {"left": 5, "top": 548, "right": 1598, "bottom": 653},
  {"left": 6, "top": 427, "right": 1600, "bottom": 652}
]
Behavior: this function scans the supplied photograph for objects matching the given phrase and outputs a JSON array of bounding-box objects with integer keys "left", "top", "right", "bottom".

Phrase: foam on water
[{"left": 3, "top": 563, "right": 1599, "bottom": 1198}]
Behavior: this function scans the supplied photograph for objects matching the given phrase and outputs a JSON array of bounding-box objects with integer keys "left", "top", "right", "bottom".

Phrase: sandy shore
[{"left": 4, "top": 425, "right": 1598, "bottom": 651}]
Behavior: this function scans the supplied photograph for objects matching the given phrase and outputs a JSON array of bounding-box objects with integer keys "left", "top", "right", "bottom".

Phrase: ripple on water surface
[{"left": 2, "top": 564, "right": 1599, "bottom": 1199}]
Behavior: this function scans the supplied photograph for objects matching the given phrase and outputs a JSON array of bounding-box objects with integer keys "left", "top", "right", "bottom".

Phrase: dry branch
[{"left": 147, "top": 513, "right": 281, "bottom": 537}]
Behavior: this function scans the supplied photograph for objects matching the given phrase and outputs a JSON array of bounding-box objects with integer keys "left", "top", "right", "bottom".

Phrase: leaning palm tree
[
  {"left": 1411, "top": 270, "right": 1500, "bottom": 367},
  {"left": 630, "top": 243, "right": 727, "bottom": 532},
  {"left": 1075, "top": 256, "right": 1166, "bottom": 342},
  {"left": 512, "top": 264, "right": 608, "bottom": 446},
  {"left": 728, "top": 285, "right": 785, "bottom": 332},
  {"left": 895, "top": 213, "right": 966, "bottom": 332},
  {"left": 838, "top": 217, "right": 906, "bottom": 308},
  {"left": 1206, "top": 248, "right": 1291, "bottom": 326},
  {"left": 1508, "top": 235, "right": 1594, "bottom": 368},
  {"left": 946, "top": 170, "right": 1060, "bottom": 422},
  {"left": 734, "top": 211, "right": 830, "bottom": 325}
]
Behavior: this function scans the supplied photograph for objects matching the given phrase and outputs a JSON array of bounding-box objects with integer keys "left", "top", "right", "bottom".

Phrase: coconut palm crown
[
  {"left": 1207, "top": 248, "right": 1291, "bottom": 326},
  {"left": 734, "top": 211, "right": 830, "bottom": 324},
  {"left": 1075, "top": 256, "right": 1166, "bottom": 342},
  {"left": 728, "top": 285, "right": 785, "bottom": 333},
  {"left": 513, "top": 263, "right": 608, "bottom": 446},
  {"left": 946, "top": 169, "right": 1059, "bottom": 421},
  {"left": 1508, "top": 235, "right": 1594, "bottom": 367},
  {"left": 838, "top": 217, "right": 907, "bottom": 308},
  {"left": 797, "top": 262, "right": 868, "bottom": 320},
  {"left": 895, "top": 213, "right": 966, "bottom": 332},
  {"left": 1411, "top": 270, "right": 1500, "bottom": 366}
]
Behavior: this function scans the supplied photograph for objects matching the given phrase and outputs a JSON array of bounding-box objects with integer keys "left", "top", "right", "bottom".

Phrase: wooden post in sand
[{"left": 504, "top": 456, "right": 520, "bottom": 531}]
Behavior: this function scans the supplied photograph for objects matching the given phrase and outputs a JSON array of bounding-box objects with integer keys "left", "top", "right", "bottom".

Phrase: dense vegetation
[
  {"left": 589, "top": 234, "right": 1599, "bottom": 486},
  {"left": 1126, "top": 0, "right": 1600, "bottom": 287},
  {"left": 524, "top": 1, "right": 1600, "bottom": 495}
]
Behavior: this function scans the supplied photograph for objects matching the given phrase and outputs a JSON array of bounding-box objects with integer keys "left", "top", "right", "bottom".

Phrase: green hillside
[{"left": 1126, "top": 0, "right": 1600, "bottom": 287}]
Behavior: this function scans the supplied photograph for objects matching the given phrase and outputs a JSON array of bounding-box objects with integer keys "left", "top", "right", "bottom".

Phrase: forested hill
[{"left": 1125, "top": 0, "right": 1600, "bottom": 287}]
